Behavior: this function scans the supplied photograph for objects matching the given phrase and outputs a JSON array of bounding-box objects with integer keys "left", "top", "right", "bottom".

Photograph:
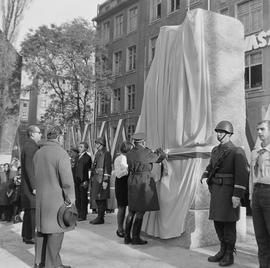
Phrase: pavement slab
[{"left": 0, "top": 213, "right": 259, "bottom": 268}]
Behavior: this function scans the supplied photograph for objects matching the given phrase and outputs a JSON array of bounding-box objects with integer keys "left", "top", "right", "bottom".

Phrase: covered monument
[{"left": 136, "top": 9, "right": 249, "bottom": 248}]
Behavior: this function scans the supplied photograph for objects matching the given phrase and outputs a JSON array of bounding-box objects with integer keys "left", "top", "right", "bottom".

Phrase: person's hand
[
  {"left": 32, "top": 189, "right": 36, "bottom": 196},
  {"left": 232, "top": 196, "right": 240, "bottom": 208},
  {"left": 102, "top": 181, "right": 108, "bottom": 190}
]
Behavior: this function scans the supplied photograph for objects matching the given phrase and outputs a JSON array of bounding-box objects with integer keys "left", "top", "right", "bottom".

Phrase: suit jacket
[
  {"left": 33, "top": 140, "right": 75, "bottom": 233},
  {"left": 21, "top": 138, "right": 39, "bottom": 209},
  {"left": 75, "top": 152, "right": 92, "bottom": 185}
]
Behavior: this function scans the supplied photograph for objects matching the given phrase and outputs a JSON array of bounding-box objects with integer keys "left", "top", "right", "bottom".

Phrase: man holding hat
[
  {"left": 33, "top": 126, "right": 76, "bottom": 268},
  {"left": 89, "top": 136, "right": 112, "bottom": 224},
  {"left": 201, "top": 121, "right": 249, "bottom": 266},
  {"left": 124, "top": 132, "right": 166, "bottom": 245}
]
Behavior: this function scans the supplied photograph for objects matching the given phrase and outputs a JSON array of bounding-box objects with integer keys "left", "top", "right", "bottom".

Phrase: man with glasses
[{"left": 21, "top": 125, "right": 42, "bottom": 246}]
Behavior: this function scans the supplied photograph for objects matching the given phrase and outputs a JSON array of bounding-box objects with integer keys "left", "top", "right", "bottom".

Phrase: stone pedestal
[{"left": 154, "top": 156, "right": 247, "bottom": 249}]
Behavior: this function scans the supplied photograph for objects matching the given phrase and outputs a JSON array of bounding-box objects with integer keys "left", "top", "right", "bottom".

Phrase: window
[
  {"left": 112, "top": 51, "right": 122, "bottom": 75},
  {"left": 149, "top": 36, "right": 158, "bottom": 64},
  {"left": 126, "top": 45, "right": 136, "bottom": 71},
  {"left": 127, "top": 6, "right": 138, "bottom": 33},
  {"left": 125, "top": 85, "right": 135, "bottom": 111},
  {"left": 98, "top": 94, "right": 111, "bottom": 115},
  {"left": 220, "top": 7, "right": 229, "bottom": 16},
  {"left": 114, "top": 14, "right": 123, "bottom": 39},
  {"left": 41, "top": 99, "right": 47, "bottom": 108},
  {"left": 237, "top": 0, "right": 263, "bottom": 35},
  {"left": 111, "top": 88, "right": 121, "bottom": 113},
  {"left": 245, "top": 51, "right": 262, "bottom": 90},
  {"left": 126, "top": 124, "right": 135, "bottom": 141},
  {"left": 168, "top": 0, "right": 180, "bottom": 13},
  {"left": 102, "top": 21, "right": 110, "bottom": 43},
  {"left": 23, "top": 103, "right": 27, "bottom": 107},
  {"left": 150, "top": 0, "right": 161, "bottom": 22}
]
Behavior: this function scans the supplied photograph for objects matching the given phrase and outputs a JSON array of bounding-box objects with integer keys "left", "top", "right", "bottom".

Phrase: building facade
[{"left": 94, "top": 0, "right": 269, "bottom": 149}]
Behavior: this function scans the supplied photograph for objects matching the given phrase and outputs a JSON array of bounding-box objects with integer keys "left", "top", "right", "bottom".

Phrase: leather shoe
[
  {"left": 23, "top": 238, "right": 35, "bottom": 244},
  {"left": 116, "top": 230, "right": 125, "bottom": 238},
  {"left": 55, "top": 265, "right": 71, "bottom": 268},
  {"left": 77, "top": 217, "right": 86, "bottom": 221},
  {"left": 89, "top": 218, "right": 104, "bottom": 224}
]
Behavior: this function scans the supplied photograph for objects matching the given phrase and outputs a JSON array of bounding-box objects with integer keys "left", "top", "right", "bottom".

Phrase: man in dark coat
[
  {"left": 21, "top": 125, "right": 41, "bottom": 244},
  {"left": 201, "top": 121, "right": 249, "bottom": 266},
  {"left": 75, "top": 142, "right": 92, "bottom": 221},
  {"left": 33, "top": 126, "right": 75, "bottom": 268},
  {"left": 125, "top": 133, "right": 166, "bottom": 245},
  {"left": 89, "top": 137, "right": 111, "bottom": 225}
]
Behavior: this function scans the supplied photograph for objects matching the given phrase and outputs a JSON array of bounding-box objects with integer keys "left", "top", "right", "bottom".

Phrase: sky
[{"left": 16, "top": 0, "right": 105, "bottom": 49}]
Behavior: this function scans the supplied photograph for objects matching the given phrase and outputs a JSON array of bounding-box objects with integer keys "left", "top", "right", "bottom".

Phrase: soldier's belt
[{"left": 212, "top": 173, "right": 234, "bottom": 186}]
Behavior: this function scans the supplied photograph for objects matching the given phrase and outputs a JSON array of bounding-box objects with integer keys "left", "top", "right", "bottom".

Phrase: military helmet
[
  {"left": 95, "top": 136, "right": 106, "bottom": 146},
  {"left": 215, "top": 121, "right": 233, "bottom": 134}
]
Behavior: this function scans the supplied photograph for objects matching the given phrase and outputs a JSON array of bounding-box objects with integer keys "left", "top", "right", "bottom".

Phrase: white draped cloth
[{"left": 136, "top": 9, "right": 248, "bottom": 239}]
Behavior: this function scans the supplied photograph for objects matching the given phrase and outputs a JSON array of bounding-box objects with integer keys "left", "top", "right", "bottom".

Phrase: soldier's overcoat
[
  {"left": 126, "top": 144, "right": 165, "bottom": 212},
  {"left": 90, "top": 148, "right": 112, "bottom": 200},
  {"left": 206, "top": 141, "right": 249, "bottom": 222}
]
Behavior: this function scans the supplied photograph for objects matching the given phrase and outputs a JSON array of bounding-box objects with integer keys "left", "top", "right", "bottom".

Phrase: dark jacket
[
  {"left": 205, "top": 141, "right": 249, "bottom": 222},
  {"left": 126, "top": 144, "right": 166, "bottom": 212},
  {"left": 21, "top": 138, "right": 39, "bottom": 209},
  {"left": 75, "top": 152, "right": 92, "bottom": 185},
  {"left": 90, "top": 148, "right": 112, "bottom": 200}
]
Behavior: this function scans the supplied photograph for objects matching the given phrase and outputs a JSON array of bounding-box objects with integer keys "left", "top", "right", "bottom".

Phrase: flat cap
[{"left": 132, "top": 132, "right": 146, "bottom": 142}]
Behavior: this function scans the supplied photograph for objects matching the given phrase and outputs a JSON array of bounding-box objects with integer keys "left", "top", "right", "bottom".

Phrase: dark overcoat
[
  {"left": 75, "top": 153, "right": 92, "bottom": 185},
  {"left": 205, "top": 141, "right": 249, "bottom": 222},
  {"left": 90, "top": 148, "right": 112, "bottom": 200},
  {"left": 21, "top": 138, "right": 39, "bottom": 209},
  {"left": 126, "top": 144, "right": 165, "bottom": 212},
  {"left": 33, "top": 141, "right": 75, "bottom": 233}
]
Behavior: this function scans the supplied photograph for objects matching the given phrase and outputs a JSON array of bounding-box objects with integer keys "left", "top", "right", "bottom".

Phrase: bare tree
[{"left": 0, "top": 0, "right": 31, "bottom": 44}]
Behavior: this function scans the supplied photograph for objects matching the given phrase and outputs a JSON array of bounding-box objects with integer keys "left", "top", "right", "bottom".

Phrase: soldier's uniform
[
  {"left": 124, "top": 133, "right": 166, "bottom": 245},
  {"left": 202, "top": 121, "right": 249, "bottom": 266},
  {"left": 90, "top": 137, "right": 112, "bottom": 224}
]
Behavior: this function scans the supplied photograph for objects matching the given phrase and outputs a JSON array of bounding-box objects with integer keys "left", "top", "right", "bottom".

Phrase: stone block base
[{"left": 146, "top": 207, "right": 246, "bottom": 249}]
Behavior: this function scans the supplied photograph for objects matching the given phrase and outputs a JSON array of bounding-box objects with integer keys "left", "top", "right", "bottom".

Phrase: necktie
[{"left": 254, "top": 148, "right": 267, "bottom": 177}]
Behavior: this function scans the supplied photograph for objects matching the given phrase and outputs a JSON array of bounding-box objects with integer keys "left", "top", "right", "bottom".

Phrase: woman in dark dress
[{"left": 114, "top": 141, "right": 133, "bottom": 237}]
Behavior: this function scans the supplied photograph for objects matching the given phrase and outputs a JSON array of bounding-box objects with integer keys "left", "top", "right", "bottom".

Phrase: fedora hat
[{"left": 57, "top": 203, "right": 78, "bottom": 230}]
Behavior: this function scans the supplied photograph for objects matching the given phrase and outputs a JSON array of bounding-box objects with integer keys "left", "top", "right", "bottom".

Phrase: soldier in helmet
[
  {"left": 89, "top": 137, "right": 112, "bottom": 224},
  {"left": 201, "top": 121, "right": 249, "bottom": 267}
]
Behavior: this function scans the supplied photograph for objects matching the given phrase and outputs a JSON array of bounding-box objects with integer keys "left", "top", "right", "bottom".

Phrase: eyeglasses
[{"left": 34, "top": 131, "right": 41, "bottom": 134}]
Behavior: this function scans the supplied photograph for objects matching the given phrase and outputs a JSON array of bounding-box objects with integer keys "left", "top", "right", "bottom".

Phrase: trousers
[
  {"left": 36, "top": 232, "right": 64, "bottom": 268},
  {"left": 252, "top": 184, "right": 270, "bottom": 268},
  {"left": 214, "top": 220, "right": 236, "bottom": 246}
]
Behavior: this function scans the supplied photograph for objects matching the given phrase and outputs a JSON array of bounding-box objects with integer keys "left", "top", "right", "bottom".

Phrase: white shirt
[
  {"left": 113, "top": 154, "right": 128, "bottom": 178},
  {"left": 250, "top": 143, "right": 270, "bottom": 200}
]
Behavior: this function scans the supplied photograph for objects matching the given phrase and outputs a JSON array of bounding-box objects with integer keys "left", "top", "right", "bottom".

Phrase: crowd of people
[
  {"left": 0, "top": 161, "right": 23, "bottom": 224},
  {"left": 0, "top": 119, "right": 270, "bottom": 268}
]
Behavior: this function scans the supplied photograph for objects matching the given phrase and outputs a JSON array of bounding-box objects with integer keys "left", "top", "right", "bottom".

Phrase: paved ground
[{"left": 0, "top": 213, "right": 259, "bottom": 268}]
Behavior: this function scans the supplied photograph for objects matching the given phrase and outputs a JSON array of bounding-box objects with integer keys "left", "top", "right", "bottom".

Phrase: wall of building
[{"left": 95, "top": 0, "right": 269, "bottom": 149}]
